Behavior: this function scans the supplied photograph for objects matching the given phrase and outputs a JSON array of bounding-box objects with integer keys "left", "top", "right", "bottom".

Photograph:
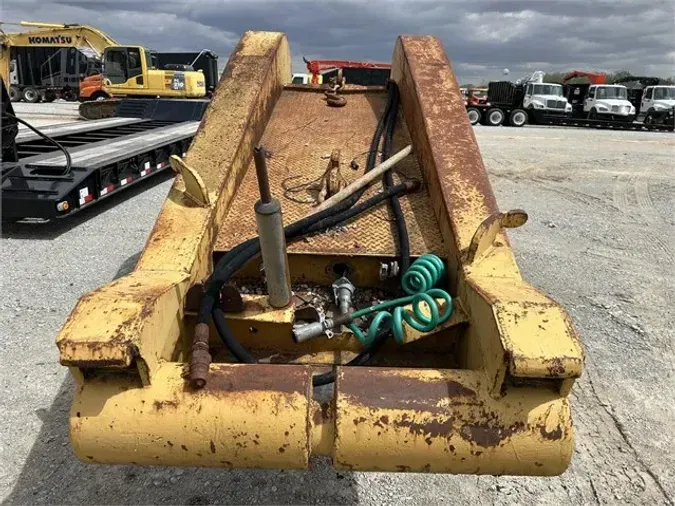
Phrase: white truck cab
[
  {"left": 584, "top": 84, "right": 636, "bottom": 121},
  {"left": 639, "top": 85, "right": 675, "bottom": 121},
  {"left": 523, "top": 82, "right": 572, "bottom": 114},
  {"left": 291, "top": 73, "right": 323, "bottom": 85}
]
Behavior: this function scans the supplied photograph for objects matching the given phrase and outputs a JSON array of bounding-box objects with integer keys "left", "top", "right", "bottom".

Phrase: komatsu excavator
[{"left": 55, "top": 32, "right": 584, "bottom": 475}]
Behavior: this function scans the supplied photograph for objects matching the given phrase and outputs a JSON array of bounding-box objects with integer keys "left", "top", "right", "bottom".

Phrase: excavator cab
[{"left": 80, "top": 45, "right": 206, "bottom": 101}]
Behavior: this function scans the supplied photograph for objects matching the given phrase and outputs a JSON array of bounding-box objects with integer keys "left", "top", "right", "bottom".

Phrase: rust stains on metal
[
  {"left": 313, "top": 401, "right": 330, "bottom": 426},
  {"left": 189, "top": 323, "right": 211, "bottom": 389},
  {"left": 392, "top": 35, "right": 502, "bottom": 273},
  {"left": 153, "top": 400, "right": 179, "bottom": 410},
  {"left": 546, "top": 357, "right": 566, "bottom": 377},
  {"left": 538, "top": 424, "right": 564, "bottom": 441},
  {"left": 339, "top": 368, "right": 476, "bottom": 412},
  {"left": 202, "top": 364, "right": 309, "bottom": 395},
  {"left": 459, "top": 421, "right": 526, "bottom": 447},
  {"left": 394, "top": 413, "right": 454, "bottom": 439}
]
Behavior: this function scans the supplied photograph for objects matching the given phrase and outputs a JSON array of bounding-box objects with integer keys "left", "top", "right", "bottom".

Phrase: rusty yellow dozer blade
[{"left": 55, "top": 32, "right": 583, "bottom": 475}]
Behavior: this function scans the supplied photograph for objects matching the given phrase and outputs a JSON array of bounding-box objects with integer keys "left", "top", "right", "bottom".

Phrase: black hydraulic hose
[
  {"left": 311, "top": 328, "right": 391, "bottom": 386},
  {"left": 210, "top": 180, "right": 415, "bottom": 365},
  {"left": 381, "top": 81, "right": 411, "bottom": 275},
  {"left": 199, "top": 82, "right": 399, "bottom": 323},
  {"left": 196, "top": 81, "right": 408, "bottom": 387},
  {"left": 3, "top": 112, "right": 72, "bottom": 175}
]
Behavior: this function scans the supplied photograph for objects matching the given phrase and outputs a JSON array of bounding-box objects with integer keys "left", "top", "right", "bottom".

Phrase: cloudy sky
[{"left": 2, "top": 0, "right": 674, "bottom": 82}]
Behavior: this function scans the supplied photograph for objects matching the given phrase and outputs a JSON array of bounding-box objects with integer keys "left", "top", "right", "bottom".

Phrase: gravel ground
[{"left": 1, "top": 114, "right": 674, "bottom": 505}]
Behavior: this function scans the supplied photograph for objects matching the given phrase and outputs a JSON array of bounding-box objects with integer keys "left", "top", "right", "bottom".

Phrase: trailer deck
[{"left": 1, "top": 98, "right": 209, "bottom": 221}]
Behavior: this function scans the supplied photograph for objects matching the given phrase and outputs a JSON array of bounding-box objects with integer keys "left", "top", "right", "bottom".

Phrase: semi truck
[
  {"left": 467, "top": 71, "right": 572, "bottom": 127},
  {"left": 0, "top": 21, "right": 116, "bottom": 102}
]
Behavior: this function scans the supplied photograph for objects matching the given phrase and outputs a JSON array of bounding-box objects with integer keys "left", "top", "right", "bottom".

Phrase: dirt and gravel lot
[{"left": 1, "top": 108, "right": 673, "bottom": 505}]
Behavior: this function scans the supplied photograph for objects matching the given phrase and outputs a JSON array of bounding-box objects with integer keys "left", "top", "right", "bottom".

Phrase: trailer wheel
[
  {"left": 22, "top": 87, "right": 40, "bottom": 103},
  {"left": 466, "top": 108, "right": 481, "bottom": 125},
  {"left": 43, "top": 90, "right": 57, "bottom": 103},
  {"left": 486, "top": 108, "right": 505, "bottom": 126},
  {"left": 9, "top": 85, "right": 21, "bottom": 102},
  {"left": 508, "top": 109, "right": 528, "bottom": 127}
]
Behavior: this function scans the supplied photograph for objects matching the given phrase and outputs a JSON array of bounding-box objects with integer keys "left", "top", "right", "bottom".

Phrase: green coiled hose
[{"left": 348, "top": 254, "right": 453, "bottom": 345}]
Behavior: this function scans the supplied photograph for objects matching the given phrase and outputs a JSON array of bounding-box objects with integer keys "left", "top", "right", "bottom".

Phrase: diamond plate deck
[{"left": 214, "top": 88, "right": 445, "bottom": 259}]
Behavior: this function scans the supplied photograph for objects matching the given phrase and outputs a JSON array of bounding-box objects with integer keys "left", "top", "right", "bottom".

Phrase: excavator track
[{"left": 78, "top": 99, "right": 122, "bottom": 120}]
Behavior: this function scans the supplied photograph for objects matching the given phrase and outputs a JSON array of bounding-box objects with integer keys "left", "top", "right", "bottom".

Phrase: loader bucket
[{"left": 55, "top": 32, "right": 584, "bottom": 475}]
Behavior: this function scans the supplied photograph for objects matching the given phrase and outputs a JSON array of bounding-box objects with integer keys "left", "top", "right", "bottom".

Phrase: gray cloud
[{"left": 2, "top": 0, "right": 674, "bottom": 82}]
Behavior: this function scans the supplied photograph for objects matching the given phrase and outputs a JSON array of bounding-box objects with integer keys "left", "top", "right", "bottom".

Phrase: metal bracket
[
  {"left": 169, "top": 154, "right": 210, "bottom": 207},
  {"left": 466, "top": 209, "right": 528, "bottom": 265}
]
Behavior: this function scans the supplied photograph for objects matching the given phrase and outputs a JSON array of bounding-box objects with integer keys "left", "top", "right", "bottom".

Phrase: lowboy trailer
[{"left": 1, "top": 97, "right": 209, "bottom": 221}]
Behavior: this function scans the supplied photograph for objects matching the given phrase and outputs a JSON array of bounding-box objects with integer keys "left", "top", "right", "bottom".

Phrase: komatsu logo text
[{"left": 28, "top": 35, "right": 73, "bottom": 44}]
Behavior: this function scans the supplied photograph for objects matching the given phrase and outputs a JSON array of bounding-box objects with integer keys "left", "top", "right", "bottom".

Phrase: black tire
[
  {"left": 486, "top": 108, "right": 505, "bottom": 126},
  {"left": 643, "top": 109, "right": 654, "bottom": 125},
  {"left": 22, "top": 87, "right": 40, "bottom": 103},
  {"left": 9, "top": 85, "right": 21, "bottom": 102},
  {"left": 43, "top": 90, "right": 57, "bottom": 102},
  {"left": 508, "top": 109, "right": 528, "bottom": 127},
  {"left": 588, "top": 108, "right": 598, "bottom": 120},
  {"left": 466, "top": 107, "right": 481, "bottom": 125},
  {"left": 62, "top": 89, "right": 78, "bottom": 102}
]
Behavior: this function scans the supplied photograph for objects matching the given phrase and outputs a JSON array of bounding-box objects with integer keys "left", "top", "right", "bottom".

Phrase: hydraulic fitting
[
  {"left": 253, "top": 145, "right": 293, "bottom": 308},
  {"left": 332, "top": 276, "right": 355, "bottom": 315},
  {"left": 292, "top": 312, "right": 353, "bottom": 343},
  {"left": 379, "top": 260, "right": 400, "bottom": 280}
]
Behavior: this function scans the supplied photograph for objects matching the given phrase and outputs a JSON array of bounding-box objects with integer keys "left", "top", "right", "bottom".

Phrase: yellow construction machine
[
  {"left": 55, "top": 32, "right": 584, "bottom": 475},
  {"left": 0, "top": 21, "right": 116, "bottom": 102},
  {"left": 78, "top": 44, "right": 208, "bottom": 119}
]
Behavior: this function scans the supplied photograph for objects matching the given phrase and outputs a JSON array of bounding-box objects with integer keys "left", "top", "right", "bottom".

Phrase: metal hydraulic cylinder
[{"left": 253, "top": 145, "right": 292, "bottom": 308}]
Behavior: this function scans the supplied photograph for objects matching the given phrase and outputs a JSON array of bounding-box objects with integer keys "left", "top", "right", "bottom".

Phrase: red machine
[
  {"left": 562, "top": 70, "right": 607, "bottom": 84},
  {"left": 303, "top": 57, "right": 391, "bottom": 84}
]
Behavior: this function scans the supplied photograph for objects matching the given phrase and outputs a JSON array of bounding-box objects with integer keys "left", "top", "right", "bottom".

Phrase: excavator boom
[
  {"left": 562, "top": 70, "right": 607, "bottom": 85},
  {"left": 303, "top": 57, "right": 391, "bottom": 84}
]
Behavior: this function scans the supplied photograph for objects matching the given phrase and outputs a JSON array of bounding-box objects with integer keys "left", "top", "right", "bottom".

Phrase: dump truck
[
  {"left": 611, "top": 75, "right": 675, "bottom": 126},
  {"left": 54, "top": 32, "right": 584, "bottom": 475},
  {"left": 1, "top": 77, "right": 209, "bottom": 221},
  {"left": 468, "top": 71, "right": 572, "bottom": 127},
  {"left": 0, "top": 21, "right": 115, "bottom": 102}
]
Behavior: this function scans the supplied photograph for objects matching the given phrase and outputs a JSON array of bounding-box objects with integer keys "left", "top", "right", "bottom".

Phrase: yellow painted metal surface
[
  {"left": 334, "top": 367, "right": 573, "bottom": 475},
  {"left": 71, "top": 363, "right": 312, "bottom": 468},
  {"left": 54, "top": 31, "right": 584, "bottom": 475}
]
